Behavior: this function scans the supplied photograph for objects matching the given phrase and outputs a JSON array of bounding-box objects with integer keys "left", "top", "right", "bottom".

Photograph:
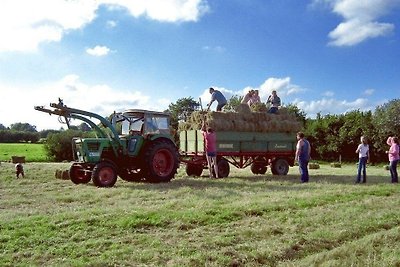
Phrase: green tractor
[{"left": 35, "top": 99, "right": 179, "bottom": 187}]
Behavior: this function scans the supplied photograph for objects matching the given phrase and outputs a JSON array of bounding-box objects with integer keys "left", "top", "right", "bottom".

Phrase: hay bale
[
  {"left": 309, "top": 162, "right": 320, "bottom": 169},
  {"left": 12, "top": 156, "right": 25, "bottom": 164},
  {"left": 384, "top": 165, "right": 390, "bottom": 171},
  {"left": 180, "top": 105, "right": 301, "bottom": 134},
  {"left": 331, "top": 162, "right": 341, "bottom": 168},
  {"left": 62, "top": 170, "right": 70, "bottom": 180},
  {"left": 236, "top": 103, "right": 251, "bottom": 114}
]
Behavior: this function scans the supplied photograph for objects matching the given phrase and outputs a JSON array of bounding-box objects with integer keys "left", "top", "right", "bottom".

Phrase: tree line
[{"left": 1, "top": 99, "right": 399, "bottom": 163}]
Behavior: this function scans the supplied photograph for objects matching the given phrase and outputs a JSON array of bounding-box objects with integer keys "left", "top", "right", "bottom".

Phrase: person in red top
[
  {"left": 386, "top": 136, "right": 399, "bottom": 183},
  {"left": 201, "top": 122, "right": 218, "bottom": 178}
]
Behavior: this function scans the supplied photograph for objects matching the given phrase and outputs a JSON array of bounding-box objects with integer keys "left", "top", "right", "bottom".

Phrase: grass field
[
  {"left": 0, "top": 143, "right": 48, "bottom": 162},
  {"left": 1, "top": 162, "right": 399, "bottom": 266}
]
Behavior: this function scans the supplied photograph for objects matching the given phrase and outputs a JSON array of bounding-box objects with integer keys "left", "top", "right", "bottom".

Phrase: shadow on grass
[{"left": 122, "top": 172, "right": 393, "bottom": 194}]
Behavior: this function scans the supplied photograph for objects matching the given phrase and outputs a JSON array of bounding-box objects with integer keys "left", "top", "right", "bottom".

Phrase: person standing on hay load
[
  {"left": 355, "top": 136, "right": 370, "bottom": 184},
  {"left": 386, "top": 136, "right": 399, "bottom": 183},
  {"left": 201, "top": 122, "right": 219, "bottom": 178},
  {"left": 295, "top": 132, "right": 311, "bottom": 183},
  {"left": 241, "top": 89, "right": 254, "bottom": 106},
  {"left": 207, "top": 87, "right": 227, "bottom": 112},
  {"left": 249, "top": 89, "right": 261, "bottom": 106},
  {"left": 266, "top": 90, "right": 281, "bottom": 114},
  {"left": 15, "top": 163, "right": 25, "bottom": 178}
]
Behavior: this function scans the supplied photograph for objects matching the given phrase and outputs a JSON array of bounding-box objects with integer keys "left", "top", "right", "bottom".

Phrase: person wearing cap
[{"left": 207, "top": 87, "right": 227, "bottom": 112}]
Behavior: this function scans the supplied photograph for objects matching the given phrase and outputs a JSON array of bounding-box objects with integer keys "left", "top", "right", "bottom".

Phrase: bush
[{"left": 44, "top": 129, "right": 87, "bottom": 162}]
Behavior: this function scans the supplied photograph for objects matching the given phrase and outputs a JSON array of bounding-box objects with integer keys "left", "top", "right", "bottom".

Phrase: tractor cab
[
  {"left": 114, "top": 109, "right": 171, "bottom": 156},
  {"left": 118, "top": 109, "right": 171, "bottom": 136}
]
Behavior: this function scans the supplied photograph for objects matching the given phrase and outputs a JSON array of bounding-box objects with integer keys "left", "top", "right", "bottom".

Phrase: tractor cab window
[
  {"left": 121, "top": 117, "right": 144, "bottom": 136},
  {"left": 144, "top": 116, "right": 169, "bottom": 135}
]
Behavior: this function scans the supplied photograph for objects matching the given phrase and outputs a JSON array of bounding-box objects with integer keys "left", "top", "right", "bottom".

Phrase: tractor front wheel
[{"left": 92, "top": 161, "right": 118, "bottom": 187}]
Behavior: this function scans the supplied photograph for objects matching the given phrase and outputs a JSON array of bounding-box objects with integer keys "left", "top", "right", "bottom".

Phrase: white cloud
[
  {"left": 106, "top": 20, "right": 118, "bottom": 28},
  {"left": 323, "top": 91, "right": 335, "bottom": 97},
  {"left": 0, "top": 75, "right": 171, "bottom": 131},
  {"left": 105, "top": 0, "right": 210, "bottom": 22},
  {"left": 313, "top": 0, "right": 400, "bottom": 46},
  {"left": 256, "top": 77, "right": 305, "bottom": 101},
  {"left": 0, "top": 0, "right": 209, "bottom": 53},
  {"left": 293, "top": 97, "right": 373, "bottom": 118},
  {"left": 328, "top": 19, "right": 394, "bottom": 46},
  {"left": 364, "top": 88, "right": 375, "bottom": 96},
  {"left": 202, "top": 45, "right": 226, "bottom": 53},
  {"left": 86, "top": 45, "right": 112, "bottom": 56}
]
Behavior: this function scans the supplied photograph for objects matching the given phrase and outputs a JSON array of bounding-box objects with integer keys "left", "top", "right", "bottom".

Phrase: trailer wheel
[
  {"left": 216, "top": 159, "right": 230, "bottom": 178},
  {"left": 271, "top": 159, "right": 289, "bottom": 175},
  {"left": 92, "top": 161, "right": 118, "bottom": 187},
  {"left": 251, "top": 163, "right": 267, "bottom": 175},
  {"left": 144, "top": 140, "right": 179, "bottom": 183},
  {"left": 186, "top": 164, "right": 203, "bottom": 177},
  {"left": 69, "top": 164, "right": 91, "bottom": 184}
]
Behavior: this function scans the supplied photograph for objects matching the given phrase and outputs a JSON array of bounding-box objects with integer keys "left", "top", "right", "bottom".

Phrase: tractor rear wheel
[
  {"left": 144, "top": 140, "right": 179, "bottom": 183},
  {"left": 69, "top": 164, "right": 91, "bottom": 184},
  {"left": 92, "top": 161, "right": 118, "bottom": 187}
]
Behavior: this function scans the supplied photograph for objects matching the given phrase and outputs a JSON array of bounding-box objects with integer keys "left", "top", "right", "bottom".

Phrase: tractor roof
[{"left": 122, "top": 109, "right": 170, "bottom": 117}]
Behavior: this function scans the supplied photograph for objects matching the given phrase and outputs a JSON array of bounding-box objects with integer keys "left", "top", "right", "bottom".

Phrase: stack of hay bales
[
  {"left": 55, "top": 169, "right": 70, "bottom": 180},
  {"left": 179, "top": 104, "right": 302, "bottom": 133}
]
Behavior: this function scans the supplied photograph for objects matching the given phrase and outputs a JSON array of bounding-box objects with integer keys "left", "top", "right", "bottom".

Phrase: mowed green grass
[
  {"left": 1, "top": 162, "right": 399, "bottom": 266},
  {"left": 0, "top": 143, "right": 48, "bottom": 162}
]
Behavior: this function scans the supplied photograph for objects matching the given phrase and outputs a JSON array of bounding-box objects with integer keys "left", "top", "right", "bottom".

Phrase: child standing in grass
[
  {"left": 386, "top": 136, "right": 399, "bottom": 183},
  {"left": 355, "top": 136, "right": 369, "bottom": 183}
]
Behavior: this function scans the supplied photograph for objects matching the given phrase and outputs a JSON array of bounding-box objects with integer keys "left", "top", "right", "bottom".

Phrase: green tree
[
  {"left": 338, "top": 110, "right": 374, "bottom": 161},
  {"left": 0, "top": 124, "right": 6, "bottom": 130},
  {"left": 10, "top": 122, "right": 37, "bottom": 132},
  {"left": 372, "top": 99, "right": 400, "bottom": 159},
  {"left": 44, "top": 129, "right": 84, "bottom": 161},
  {"left": 285, "top": 103, "right": 307, "bottom": 127},
  {"left": 166, "top": 97, "right": 200, "bottom": 143},
  {"left": 223, "top": 95, "right": 242, "bottom": 112}
]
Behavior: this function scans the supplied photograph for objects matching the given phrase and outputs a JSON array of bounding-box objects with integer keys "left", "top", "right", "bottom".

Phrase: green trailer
[{"left": 180, "top": 130, "right": 297, "bottom": 177}]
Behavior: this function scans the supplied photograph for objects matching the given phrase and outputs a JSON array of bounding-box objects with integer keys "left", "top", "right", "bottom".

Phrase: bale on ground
[{"left": 309, "top": 162, "right": 320, "bottom": 169}]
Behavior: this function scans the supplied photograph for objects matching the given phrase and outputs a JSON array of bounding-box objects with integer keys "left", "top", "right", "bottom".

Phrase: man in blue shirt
[
  {"left": 207, "top": 87, "right": 227, "bottom": 112},
  {"left": 295, "top": 132, "right": 311, "bottom": 183}
]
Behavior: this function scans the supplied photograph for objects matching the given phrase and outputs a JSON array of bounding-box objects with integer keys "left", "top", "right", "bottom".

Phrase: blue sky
[{"left": 0, "top": 0, "right": 399, "bottom": 130}]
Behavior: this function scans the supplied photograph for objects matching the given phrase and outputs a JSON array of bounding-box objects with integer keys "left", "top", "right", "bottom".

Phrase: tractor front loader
[{"left": 35, "top": 99, "right": 179, "bottom": 187}]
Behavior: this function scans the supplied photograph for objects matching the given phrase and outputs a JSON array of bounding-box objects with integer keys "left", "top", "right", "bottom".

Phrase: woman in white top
[{"left": 355, "top": 136, "right": 370, "bottom": 183}]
